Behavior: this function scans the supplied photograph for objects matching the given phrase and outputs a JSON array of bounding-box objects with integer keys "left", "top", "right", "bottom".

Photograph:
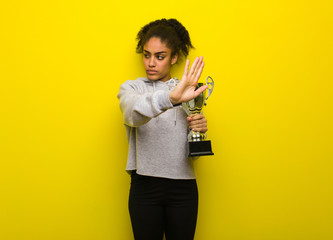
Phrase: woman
[{"left": 117, "top": 18, "right": 208, "bottom": 240}]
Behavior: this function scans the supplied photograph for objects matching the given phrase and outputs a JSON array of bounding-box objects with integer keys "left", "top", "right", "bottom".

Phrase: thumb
[{"left": 194, "top": 85, "right": 208, "bottom": 98}]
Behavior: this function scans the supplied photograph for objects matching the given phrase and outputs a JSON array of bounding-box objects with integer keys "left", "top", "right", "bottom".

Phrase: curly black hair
[{"left": 136, "top": 18, "right": 194, "bottom": 58}]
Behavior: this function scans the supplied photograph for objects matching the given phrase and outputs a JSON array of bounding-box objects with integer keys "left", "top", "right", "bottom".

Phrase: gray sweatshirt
[{"left": 117, "top": 77, "right": 196, "bottom": 179}]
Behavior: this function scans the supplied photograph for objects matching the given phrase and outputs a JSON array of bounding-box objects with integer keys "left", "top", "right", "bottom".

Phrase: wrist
[{"left": 169, "top": 92, "right": 180, "bottom": 105}]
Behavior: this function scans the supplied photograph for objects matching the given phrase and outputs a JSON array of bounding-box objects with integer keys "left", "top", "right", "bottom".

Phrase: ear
[{"left": 171, "top": 53, "right": 178, "bottom": 65}]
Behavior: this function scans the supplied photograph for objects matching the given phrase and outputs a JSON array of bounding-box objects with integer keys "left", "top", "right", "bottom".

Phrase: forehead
[{"left": 143, "top": 37, "right": 171, "bottom": 53}]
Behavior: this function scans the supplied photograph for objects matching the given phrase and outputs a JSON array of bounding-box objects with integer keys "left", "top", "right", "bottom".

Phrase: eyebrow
[{"left": 143, "top": 50, "right": 167, "bottom": 54}]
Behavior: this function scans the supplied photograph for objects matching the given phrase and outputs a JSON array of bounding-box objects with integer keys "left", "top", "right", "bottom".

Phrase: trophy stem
[{"left": 189, "top": 130, "right": 206, "bottom": 142}]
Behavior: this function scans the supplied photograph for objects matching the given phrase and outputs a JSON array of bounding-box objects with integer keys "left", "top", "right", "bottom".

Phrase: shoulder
[
  {"left": 120, "top": 77, "right": 147, "bottom": 89},
  {"left": 118, "top": 77, "right": 150, "bottom": 95},
  {"left": 120, "top": 77, "right": 148, "bottom": 88}
]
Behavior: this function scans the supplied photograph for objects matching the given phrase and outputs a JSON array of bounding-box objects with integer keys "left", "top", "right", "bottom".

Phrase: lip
[{"left": 146, "top": 70, "right": 158, "bottom": 75}]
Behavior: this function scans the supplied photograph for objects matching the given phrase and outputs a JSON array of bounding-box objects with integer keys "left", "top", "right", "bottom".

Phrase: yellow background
[{"left": 1, "top": 0, "right": 332, "bottom": 239}]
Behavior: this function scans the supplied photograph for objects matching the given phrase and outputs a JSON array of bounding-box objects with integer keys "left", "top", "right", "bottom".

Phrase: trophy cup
[{"left": 182, "top": 76, "right": 214, "bottom": 157}]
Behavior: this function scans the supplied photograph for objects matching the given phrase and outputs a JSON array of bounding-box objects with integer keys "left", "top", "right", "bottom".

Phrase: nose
[{"left": 148, "top": 57, "right": 156, "bottom": 67}]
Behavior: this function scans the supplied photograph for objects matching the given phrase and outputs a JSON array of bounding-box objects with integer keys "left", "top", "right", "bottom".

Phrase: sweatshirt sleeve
[{"left": 117, "top": 80, "right": 174, "bottom": 127}]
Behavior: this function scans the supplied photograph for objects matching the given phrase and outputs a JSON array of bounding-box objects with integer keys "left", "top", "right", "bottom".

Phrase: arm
[
  {"left": 118, "top": 56, "right": 207, "bottom": 127},
  {"left": 117, "top": 81, "right": 173, "bottom": 127}
]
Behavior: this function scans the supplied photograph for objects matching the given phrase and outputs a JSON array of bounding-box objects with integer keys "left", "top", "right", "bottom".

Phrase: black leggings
[{"left": 129, "top": 171, "right": 198, "bottom": 240}]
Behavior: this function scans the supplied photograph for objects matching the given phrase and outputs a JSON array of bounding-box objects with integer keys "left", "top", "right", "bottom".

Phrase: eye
[
  {"left": 144, "top": 54, "right": 150, "bottom": 58},
  {"left": 157, "top": 55, "right": 165, "bottom": 60}
]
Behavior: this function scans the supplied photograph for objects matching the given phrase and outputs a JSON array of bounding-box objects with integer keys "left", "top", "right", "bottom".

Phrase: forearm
[{"left": 118, "top": 83, "right": 173, "bottom": 127}]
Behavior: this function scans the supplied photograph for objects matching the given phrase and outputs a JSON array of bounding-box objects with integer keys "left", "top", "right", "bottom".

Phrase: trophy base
[{"left": 188, "top": 140, "right": 214, "bottom": 157}]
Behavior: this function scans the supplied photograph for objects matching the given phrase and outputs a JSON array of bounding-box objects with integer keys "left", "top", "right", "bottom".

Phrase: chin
[{"left": 147, "top": 75, "right": 160, "bottom": 81}]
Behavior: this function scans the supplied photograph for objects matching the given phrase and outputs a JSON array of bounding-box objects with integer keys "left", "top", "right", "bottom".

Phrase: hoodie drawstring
[
  {"left": 153, "top": 81, "right": 159, "bottom": 123},
  {"left": 168, "top": 78, "right": 178, "bottom": 126}
]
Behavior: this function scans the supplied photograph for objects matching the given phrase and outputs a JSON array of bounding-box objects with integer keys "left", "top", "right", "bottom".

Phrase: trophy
[{"left": 182, "top": 76, "right": 214, "bottom": 157}]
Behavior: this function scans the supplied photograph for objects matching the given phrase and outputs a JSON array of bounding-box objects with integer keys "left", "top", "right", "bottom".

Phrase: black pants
[{"left": 129, "top": 171, "right": 198, "bottom": 240}]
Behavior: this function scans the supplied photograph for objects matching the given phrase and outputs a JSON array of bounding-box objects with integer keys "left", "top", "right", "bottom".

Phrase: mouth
[{"left": 146, "top": 70, "right": 158, "bottom": 75}]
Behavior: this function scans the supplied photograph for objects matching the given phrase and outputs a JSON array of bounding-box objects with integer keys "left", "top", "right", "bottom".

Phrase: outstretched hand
[{"left": 169, "top": 56, "right": 207, "bottom": 105}]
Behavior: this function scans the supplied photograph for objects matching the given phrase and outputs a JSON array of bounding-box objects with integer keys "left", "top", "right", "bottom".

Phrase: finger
[
  {"left": 188, "top": 113, "right": 201, "bottom": 120},
  {"left": 187, "top": 115, "right": 194, "bottom": 121},
  {"left": 191, "top": 126, "right": 208, "bottom": 133},
  {"left": 191, "top": 60, "right": 204, "bottom": 87},
  {"left": 187, "top": 116, "right": 192, "bottom": 124},
  {"left": 182, "top": 59, "right": 190, "bottom": 77},
  {"left": 191, "top": 56, "right": 203, "bottom": 77},
  {"left": 189, "top": 122, "right": 206, "bottom": 129},
  {"left": 187, "top": 114, "right": 202, "bottom": 122},
  {"left": 189, "top": 119, "right": 207, "bottom": 127},
  {"left": 194, "top": 85, "right": 208, "bottom": 98},
  {"left": 191, "top": 114, "right": 205, "bottom": 121},
  {"left": 188, "top": 57, "right": 199, "bottom": 76},
  {"left": 189, "top": 115, "right": 207, "bottom": 124},
  {"left": 194, "top": 60, "right": 205, "bottom": 82}
]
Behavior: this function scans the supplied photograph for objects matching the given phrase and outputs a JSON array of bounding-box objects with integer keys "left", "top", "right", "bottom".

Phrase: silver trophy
[{"left": 182, "top": 76, "right": 214, "bottom": 156}]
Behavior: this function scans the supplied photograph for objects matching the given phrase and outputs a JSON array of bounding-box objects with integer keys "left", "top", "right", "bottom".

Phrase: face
[{"left": 143, "top": 37, "right": 178, "bottom": 82}]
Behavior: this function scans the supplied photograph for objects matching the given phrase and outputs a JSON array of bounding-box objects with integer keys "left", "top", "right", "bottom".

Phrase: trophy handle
[{"left": 204, "top": 76, "right": 214, "bottom": 106}]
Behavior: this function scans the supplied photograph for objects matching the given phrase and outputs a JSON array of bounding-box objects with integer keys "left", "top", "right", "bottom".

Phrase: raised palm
[{"left": 169, "top": 56, "right": 207, "bottom": 105}]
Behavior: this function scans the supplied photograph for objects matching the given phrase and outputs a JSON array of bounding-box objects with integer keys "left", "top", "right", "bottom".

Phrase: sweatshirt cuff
[{"left": 172, "top": 102, "right": 182, "bottom": 107}]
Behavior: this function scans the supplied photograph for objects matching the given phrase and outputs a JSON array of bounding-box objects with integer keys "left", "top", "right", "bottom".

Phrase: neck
[{"left": 161, "top": 74, "right": 172, "bottom": 82}]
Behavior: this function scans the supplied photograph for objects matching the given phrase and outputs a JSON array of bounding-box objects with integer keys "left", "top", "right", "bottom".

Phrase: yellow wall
[{"left": 1, "top": 0, "right": 332, "bottom": 239}]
